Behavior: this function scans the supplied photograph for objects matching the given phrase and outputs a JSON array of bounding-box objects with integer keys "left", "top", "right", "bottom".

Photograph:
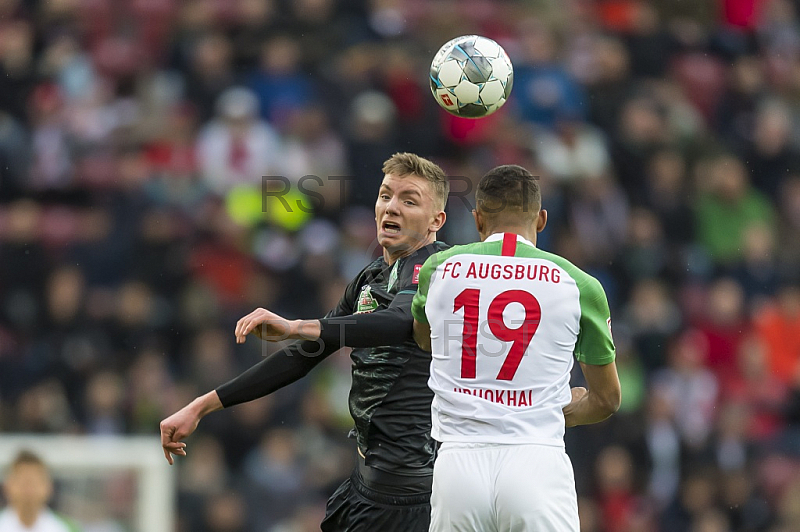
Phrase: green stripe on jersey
[
  {"left": 411, "top": 237, "right": 615, "bottom": 365},
  {"left": 56, "top": 513, "right": 82, "bottom": 532}
]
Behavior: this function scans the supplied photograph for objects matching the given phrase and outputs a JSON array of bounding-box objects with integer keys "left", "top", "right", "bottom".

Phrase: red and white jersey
[{"left": 412, "top": 233, "right": 615, "bottom": 446}]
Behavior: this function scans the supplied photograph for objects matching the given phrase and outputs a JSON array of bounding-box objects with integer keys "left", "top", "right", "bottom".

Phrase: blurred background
[{"left": 1, "top": 0, "right": 800, "bottom": 530}]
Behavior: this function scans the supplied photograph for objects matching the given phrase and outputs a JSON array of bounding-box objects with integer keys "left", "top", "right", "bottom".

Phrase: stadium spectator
[
  {"left": 754, "top": 282, "right": 800, "bottom": 384},
  {"left": 695, "top": 154, "right": 776, "bottom": 267},
  {"left": 533, "top": 116, "right": 612, "bottom": 184},
  {"left": 247, "top": 36, "right": 315, "bottom": 130},
  {"left": 513, "top": 18, "right": 586, "bottom": 129},
  {"left": 746, "top": 99, "right": 800, "bottom": 202},
  {"left": 651, "top": 330, "right": 719, "bottom": 451},
  {"left": 183, "top": 33, "right": 236, "bottom": 125},
  {"left": 197, "top": 87, "right": 284, "bottom": 195}
]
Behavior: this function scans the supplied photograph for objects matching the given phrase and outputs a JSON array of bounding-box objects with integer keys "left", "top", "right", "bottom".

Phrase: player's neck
[
  {"left": 15, "top": 507, "right": 43, "bottom": 527},
  {"left": 383, "top": 234, "right": 436, "bottom": 265},
  {"left": 482, "top": 228, "right": 537, "bottom": 246}
]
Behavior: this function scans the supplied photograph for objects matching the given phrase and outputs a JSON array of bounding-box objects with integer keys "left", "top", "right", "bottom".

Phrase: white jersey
[
  {"left": 412, "top": 233, "right": 615, "bottom": 446},
  {"left": 0, "top": 509, "right": 77, "bottom": 532}
]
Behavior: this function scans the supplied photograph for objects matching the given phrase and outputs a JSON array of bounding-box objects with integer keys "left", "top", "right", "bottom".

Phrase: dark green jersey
[{"left": 328, "top": 241, "right": 449, "bottom": 475}]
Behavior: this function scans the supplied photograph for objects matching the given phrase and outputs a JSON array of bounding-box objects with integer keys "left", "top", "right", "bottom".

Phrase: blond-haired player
[{"left": 162, "top": 153, "right": 450, "bottom": 532}]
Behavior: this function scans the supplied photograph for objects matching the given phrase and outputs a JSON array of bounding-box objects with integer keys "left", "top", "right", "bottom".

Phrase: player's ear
[
  {"left": 536, "top": 209, "right": 548, "bottom": 233},
  {"left": 429, "top": 210, "right": 446, "bottom": 232}
]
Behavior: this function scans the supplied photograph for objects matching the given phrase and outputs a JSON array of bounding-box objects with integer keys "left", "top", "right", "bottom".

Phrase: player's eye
[
  {"left": 380, "top": 194, "right": 390, "bottom": 200},
  {"left": 404, "top": 200, "right": 416, "bottom": 206}
]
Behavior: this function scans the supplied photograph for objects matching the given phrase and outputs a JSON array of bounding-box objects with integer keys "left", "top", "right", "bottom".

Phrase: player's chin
[
  {"left": 377, "top": 231, "right": 404, "bottom": 247},
  {"left": 379, "top": 234, "right": 413, "bottom": 253}
]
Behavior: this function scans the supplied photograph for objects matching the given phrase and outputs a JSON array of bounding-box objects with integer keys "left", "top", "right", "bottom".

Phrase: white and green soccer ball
[{"left": 429, "top": 35, "right": 514, "bottom": 119}]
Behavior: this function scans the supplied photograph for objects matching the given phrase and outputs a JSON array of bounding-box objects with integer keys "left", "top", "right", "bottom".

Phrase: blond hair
[{"left": 382, "top": 153, "right": 449, "bottom": 211}]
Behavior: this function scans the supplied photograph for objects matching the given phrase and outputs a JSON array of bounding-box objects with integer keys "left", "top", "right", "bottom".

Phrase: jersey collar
[{"left": 485, "top": 232, "right": 535, "bottom": 248}]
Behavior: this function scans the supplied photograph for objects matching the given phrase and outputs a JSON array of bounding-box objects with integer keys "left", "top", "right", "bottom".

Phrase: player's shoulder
[
  {"left": 415, "top": 241, "right": 451, "bottom": 260},
  {"left": 52, "top": 512, "right": 81, "bottom": 532},
  {"left": 526, "top": 247, "right": 610, "bottom": 302},
  {"left": 355, "top": 256, "right": 388, "bottom": 277},
  {"left": 344, "top": 256, "right": 388, "bottom": 295},
  {"left": 402, "top": 241, "right": 451, "bottom": 268},
  {"left": 424, "top": 240, "right": 486, "bottom": 263},
  {"left": 525, "top": 246, "right": 603, "bottom": 289},
  {"left": 26, "top": 509, "right": 81, "bottom": 532}
]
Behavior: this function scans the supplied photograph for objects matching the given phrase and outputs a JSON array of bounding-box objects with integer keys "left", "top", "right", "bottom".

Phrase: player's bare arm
[
  {"left": 562, "top": 361, "right": 621, "bottom": 427},
  {"left": 159, "top": 390, "right": 223, "bottom": 465},
  {"left": 412, "top": 319, "right": 431, "bottom": 352}
]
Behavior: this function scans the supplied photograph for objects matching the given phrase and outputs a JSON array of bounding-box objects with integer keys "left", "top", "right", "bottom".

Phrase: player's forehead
[
  {"left": 379, "top": 173, "right": 431, "bottom": 196},
  {"left": 9, "top": 462, "right": 48, "bottom": 479}
]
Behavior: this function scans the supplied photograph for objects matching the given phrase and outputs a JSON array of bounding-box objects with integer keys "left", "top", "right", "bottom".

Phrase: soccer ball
[{"left": 429, "top": 35, "right": 513, "bottom": 119}]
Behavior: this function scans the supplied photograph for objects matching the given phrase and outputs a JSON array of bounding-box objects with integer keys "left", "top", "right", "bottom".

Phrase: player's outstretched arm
[
  {"left": 563, "top": 361, "right": 621, "bottom": 428},
  {"left": 160, "top": 391, "right": 223, "bottom": 465},
  {"left": 160, "top": 336, "right": 340, "bottom": 463},
  {"left": 235, "top": 307, "right": 321, "bottom": 344},
  {"left": 236, "top": 300, "right": 419, "bottom": 349},
  {"left": 234, "top": 295, "right": 415, "bottom": 349}
]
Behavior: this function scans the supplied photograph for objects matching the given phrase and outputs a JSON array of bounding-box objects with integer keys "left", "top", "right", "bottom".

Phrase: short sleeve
[
  {"left": 411, "top": 254, "right": 439, "bottom": 324},
  {"left": 574, "top": 276, "right": 616, "bottom": 365}
]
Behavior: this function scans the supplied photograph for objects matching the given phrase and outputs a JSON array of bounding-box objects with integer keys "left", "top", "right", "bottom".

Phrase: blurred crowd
[{"left": 2, "top": 0, "right": 800, "bottom": 530}]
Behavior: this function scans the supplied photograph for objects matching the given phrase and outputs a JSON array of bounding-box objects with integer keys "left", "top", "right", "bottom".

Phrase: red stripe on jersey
[{"left": 501, "top": 233, "right": 517, "bottom": 256}]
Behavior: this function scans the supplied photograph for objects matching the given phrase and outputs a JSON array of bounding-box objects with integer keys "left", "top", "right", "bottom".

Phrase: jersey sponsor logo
[
  {"left": 412, "top": 264, "right": 422, "bottom": 284},
  {"left": 453, "top": 386, "right": 534, "bottom": 407},
  {"left": 355, "top": 285, "right": 379, "bottom": 314},
  {"left": 440, "top": 261, "right": 561, "bottom": 283}
]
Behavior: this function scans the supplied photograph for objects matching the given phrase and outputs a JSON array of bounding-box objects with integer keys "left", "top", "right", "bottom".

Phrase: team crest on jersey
[{"left": 355, "top": 285, "right": 379, "bottom": 314}]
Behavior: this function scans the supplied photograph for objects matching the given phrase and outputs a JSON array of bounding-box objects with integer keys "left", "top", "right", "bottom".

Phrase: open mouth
[{"left": 382, "top": 221, "right": 402, "bottom": 234}]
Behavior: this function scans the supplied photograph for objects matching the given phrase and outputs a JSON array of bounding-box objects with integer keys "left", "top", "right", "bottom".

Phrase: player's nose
[{"left": 385, "top": 196, "right": 401, "bottom": 215}]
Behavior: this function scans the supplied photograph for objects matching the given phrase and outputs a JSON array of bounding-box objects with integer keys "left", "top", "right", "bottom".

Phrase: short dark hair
[
  {"left": 475, "top": 165, "right": 540, "bottom": 215},
  {"left": 9, "top": 450, "right": 46, "bottom": 470}
]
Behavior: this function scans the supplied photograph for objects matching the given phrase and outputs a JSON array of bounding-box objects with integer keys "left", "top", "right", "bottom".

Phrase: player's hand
[
  {"left": 235, "top": 307, "right": 292, "bottom": 343},
  {"left": 160, "top": 392, "right": 223, "bottom": 464},
  {"left": 569, "top": 387, "right": 588, "bottom": 402},
  {"left": 160, "top": 405, "right": 200, "bottom": 465},
  {"left": 563, "top": 387, "right": 589, "bottom": 428}
]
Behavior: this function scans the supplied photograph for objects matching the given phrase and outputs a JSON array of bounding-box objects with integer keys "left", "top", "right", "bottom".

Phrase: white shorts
[{"left": 430, "top": 442, "right": 579, "bottom": 532}]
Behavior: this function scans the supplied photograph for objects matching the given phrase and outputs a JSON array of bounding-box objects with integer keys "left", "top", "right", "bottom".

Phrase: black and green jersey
[{"left": 324, "top": 241, "right": 449, "bottom": 475}]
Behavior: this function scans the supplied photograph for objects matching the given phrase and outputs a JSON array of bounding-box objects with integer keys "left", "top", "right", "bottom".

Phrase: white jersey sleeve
[{"left": 412, "top": 233, "right": 615, "bottom": 445}]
